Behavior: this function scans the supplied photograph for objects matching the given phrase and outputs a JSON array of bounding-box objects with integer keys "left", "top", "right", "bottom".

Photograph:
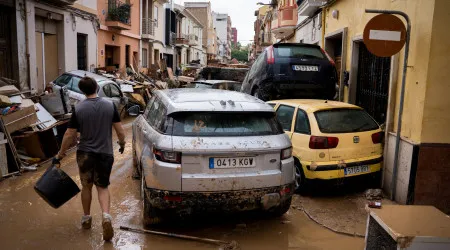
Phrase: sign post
[{"left": 363, "top": 10, "right": 411, "bottom": 201}]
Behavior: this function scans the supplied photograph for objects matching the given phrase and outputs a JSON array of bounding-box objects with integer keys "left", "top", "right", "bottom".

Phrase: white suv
[{"left": 132, "top": 89, "right": 294, "bottom": 225}]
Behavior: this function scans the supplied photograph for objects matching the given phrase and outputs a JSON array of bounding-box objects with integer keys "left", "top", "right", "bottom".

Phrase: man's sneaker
[
  {"left": 81, "top": 215, "right": 92, "bottom": 229},
  {"left": 102, "top": 213, "right": 114, "bottom": 241}
]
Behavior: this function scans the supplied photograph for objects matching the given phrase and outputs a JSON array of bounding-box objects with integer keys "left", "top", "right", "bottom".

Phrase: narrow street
[{"left": 0, "top": 120, "right": 363, "bottom": 250}]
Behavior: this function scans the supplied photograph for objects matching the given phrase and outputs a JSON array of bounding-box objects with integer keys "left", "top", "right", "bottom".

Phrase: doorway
[
  {"left": 133, "top": 51, "right": 138, "bottom": 70},
  {"left": 0, "top": 7, "right": 13, "bottom": 79},
  {"left": 355, "top": 43, "right": 391, "bottom": 125},
  {"left": 125, "top": 45, "right": 130, "bottom": 67},
  {"left": 154, "top": 49, "right": 159, "bottom": 65},
  {"left": 325, "top": 28, "right": 347, "bottom": 101},
  {"left": 105, "top": 45, "right": 120, "bottom": 68},
  {"left": 77, "top": 33, "right": 87, "bottom": 70}
]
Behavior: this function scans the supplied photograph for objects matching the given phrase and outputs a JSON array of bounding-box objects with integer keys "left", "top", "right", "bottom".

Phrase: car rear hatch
[
  {"left": 313, "top": 108, "right": 383, "bottom": 161},
  {"left": 170, "top": 111, "right": 288, "bottom": 192},
  {"left": 271, "top": 44, "right": 336, "bottom": 88}
]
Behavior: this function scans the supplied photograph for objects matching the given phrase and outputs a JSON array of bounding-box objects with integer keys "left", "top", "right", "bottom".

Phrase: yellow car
[{"left": 267, "top": 100, "right": 383, "bottom": 191}]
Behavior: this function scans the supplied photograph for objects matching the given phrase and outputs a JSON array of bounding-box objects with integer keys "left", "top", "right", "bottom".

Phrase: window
[
  {"left": 54, "top": 74, "right": 72, "bottom": 87},
  {"left": 294, "top": 109, "right": 310, "bottom": 134},
  {"left": 144, "top": 96, "right": 156, "bottom": 117},
  {"left": 154, "top": 6, "right": 158, "bottom": 27},
  {"left": 275, "top": 46, "right": 325, "bottom": 59},
  {"left": 146, "top": 98, "right": 169, "bottom": 133},
  {"left": 142, "top": 48, "right": 148, "bottom": 67},
  {"left": 276, "top": 105, "right": 295, "bottom": 131},
  {"left": 67, "top": 76, "right": 82, "bottom": 94},
  {"left": 172, "top": 112, "right": 283, "bottom": 137},
  {"left": 314, "top": 109, "right": 379, "bottom": 133},
  {"left": 102, "top": 83, "right": 122, "bottom": 98}
]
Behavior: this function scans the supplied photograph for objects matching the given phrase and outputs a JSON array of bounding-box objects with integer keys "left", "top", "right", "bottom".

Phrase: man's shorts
[{"left": 76, "top": 151, "right": 114, "bottom": 187}]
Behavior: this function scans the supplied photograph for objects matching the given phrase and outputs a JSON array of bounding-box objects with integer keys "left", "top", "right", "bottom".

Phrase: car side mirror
[{"left": 127, "top": 105, "right": 140, "bottom": 116}]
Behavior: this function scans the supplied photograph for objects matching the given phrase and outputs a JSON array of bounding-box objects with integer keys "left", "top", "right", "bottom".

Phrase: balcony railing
[
  {"left": 41, "top": 0, "right": 76, "bottom": 6},
  {"left": 142, "top": 18, "right": 156, "bottom": 36},
  {"left": 188, "top": 34, "right": 199, "bottom": 46},
  {"left": 106, "top": 0, "right": 131, "bottom": 27},
  {"left": 176, "top": 34, "right": 189, "bottom": 45}
]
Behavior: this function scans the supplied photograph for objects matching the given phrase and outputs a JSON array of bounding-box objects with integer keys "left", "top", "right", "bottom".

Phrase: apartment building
[{"left": 184, "top": 2, "right": 217, "bottom": 62}]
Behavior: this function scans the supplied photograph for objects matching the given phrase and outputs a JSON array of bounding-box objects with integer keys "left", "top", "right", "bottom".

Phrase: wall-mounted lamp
[{"left": 332, "top": 10, "right": 339, "bottom": 19}]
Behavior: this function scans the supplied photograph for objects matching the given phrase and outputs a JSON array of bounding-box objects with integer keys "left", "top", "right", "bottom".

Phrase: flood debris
[
  {"left": 365, "top": 189, "right": 383, "bottom": 200},
  {"left": 120, "top": 226, "right": 240, "bottom": 250}
]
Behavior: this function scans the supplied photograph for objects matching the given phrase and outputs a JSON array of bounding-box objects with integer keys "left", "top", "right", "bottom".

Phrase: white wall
[
  {"left": 26, "top": 1, "right": 98, "bottom": 93},
  {"left": 294, "top": 14, "right": 322, "bottom": 45},
  {"left": 212, "top": 12, "right": 228, "bottom": 44},
  {"left": 74, "top": 0, "right": 97, "bottom": 10},
  {"left": 153, "top": 1, "right": 165, "bottom": 43}
]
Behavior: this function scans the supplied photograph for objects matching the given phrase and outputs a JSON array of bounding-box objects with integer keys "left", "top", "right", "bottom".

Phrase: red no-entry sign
[{"left": 363, "top": 14, "right": 407, "bottom": 57}]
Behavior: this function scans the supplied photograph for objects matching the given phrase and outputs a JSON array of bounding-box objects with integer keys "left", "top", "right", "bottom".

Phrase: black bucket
[{"left": 34, "top": 165, "right": 80, "bottom": 208}]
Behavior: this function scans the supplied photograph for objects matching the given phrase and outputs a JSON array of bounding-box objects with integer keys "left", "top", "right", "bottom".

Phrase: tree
[{"left": 231, "top": 48, "right": 249, "bottom": 62}]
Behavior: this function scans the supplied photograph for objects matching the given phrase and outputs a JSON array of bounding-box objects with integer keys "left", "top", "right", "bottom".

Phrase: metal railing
[
  {"left": 142, "top": 18, "right": 155, "bottom": 35},
  {"left": 107, "top": 0, "right": 131, "bottom": 25},
  {"left": 175, "top": 34, "right": 189, "bottom": 45}
]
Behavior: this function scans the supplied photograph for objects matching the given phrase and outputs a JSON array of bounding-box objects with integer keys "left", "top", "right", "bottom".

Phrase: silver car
[
  {"left": 132, "top": 89, "right": 295, "bottom": 225},
  {"left": 50, "top": 70, "right": 127, "bottom": 108}
]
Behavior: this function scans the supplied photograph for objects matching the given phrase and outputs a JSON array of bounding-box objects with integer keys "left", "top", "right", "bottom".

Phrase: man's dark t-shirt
[{"left": 68, "top": 97, "right": 121, "bottom": 155}]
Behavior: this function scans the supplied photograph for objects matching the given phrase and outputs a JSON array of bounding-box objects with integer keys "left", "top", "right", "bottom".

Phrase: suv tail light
[
  {"left": 153, "top": 147, "right": 181, "bottom": 164},
  {"left": 372, "top": 132, "right": 384, "bottom": 144},
  {"left": 281, "top": 147, "right": 292, "bottom": 160},
  {"left": 266, "top": 46, "right": 275, "bottom": 65},
  {"left": 321, "top": 48, "right": 335, "bottom": 66},
  {"left": 309, "top": 136, "right": 339, "bottom": 149}
]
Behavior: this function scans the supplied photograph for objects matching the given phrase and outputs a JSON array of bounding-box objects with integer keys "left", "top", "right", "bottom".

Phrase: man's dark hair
[{"left": 79, "top": 77, "right": 98, "bottom": 95}]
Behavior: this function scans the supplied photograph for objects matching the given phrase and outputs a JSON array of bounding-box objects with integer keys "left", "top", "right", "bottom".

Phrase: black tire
[
  {"left": 252, "top": 86, "right": 270, "bottom": 101},
  {"left": 271, "top": 197, "right": 292, "bottom": 217},
  {"left": 142, "top": 176, "right": 163, "bottom": 227},
  {"left": 294, "top": 160, "right": 308, "bottom": 193}
]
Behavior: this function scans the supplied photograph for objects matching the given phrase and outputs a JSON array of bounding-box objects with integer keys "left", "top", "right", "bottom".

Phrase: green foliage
[{"left": 231, "top": 47, "right": 249, "bottom": 63}]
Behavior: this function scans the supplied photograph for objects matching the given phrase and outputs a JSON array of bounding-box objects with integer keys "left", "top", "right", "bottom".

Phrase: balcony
[
  {"left": 176, "top": 34, "right": 189, "bottom": 46},
  {"left": 297, "top": 0, "right": 327, "bottom": 17},
  {"left": 142, "top": 18, "right": 155, "bottom": 39},
  {"left": 106, "top": 0, "right": 132, "bottom": 30},
  {"left": 41, "top": 0, "right": 76, "bottom": 6},
  {"left": 271, "top": 4, "right": 298, "bottom": 39},
  {"left": 188, "top": 34, "right": 199, "bottom": 46},
  {"left": 169, "top": 32, "right": 176, "bottom": 46}
]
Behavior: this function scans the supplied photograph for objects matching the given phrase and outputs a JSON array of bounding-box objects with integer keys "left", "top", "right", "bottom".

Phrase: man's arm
[
  {"left": 113, "top": 122, "right": 126, "bottom": 144},
  {"left": 57, "top": 128, "right": 77, "bottom": 159}
]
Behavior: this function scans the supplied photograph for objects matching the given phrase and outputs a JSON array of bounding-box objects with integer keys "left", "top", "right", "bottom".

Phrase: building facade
[
  {"left": 321, "top": 0, "right": 450, "bottom": 213},
  {"left": 97, "top": 0, "right": 140, "bottom": 72},
  {"left": 231, "top": 27, "right": 237, "bottom": 48},
  {"left": 185, "top": 2, "right": 217, "bottom": 62},
  {"left": 0, "top": 0, "right": 98, "bottom": 94}
]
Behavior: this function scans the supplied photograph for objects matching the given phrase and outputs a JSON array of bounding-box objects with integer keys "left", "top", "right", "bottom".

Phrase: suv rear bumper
[
  {"left": 144, "top": 183, "right": 295, "bottom": 213},
  {"left": 260, "top": 79, "right": 335, "bottom": 100}
]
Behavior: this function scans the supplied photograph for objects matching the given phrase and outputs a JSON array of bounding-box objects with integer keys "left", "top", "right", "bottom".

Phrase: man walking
[{"left": 55, "top": 77, "right": 125, "bottom": 241}]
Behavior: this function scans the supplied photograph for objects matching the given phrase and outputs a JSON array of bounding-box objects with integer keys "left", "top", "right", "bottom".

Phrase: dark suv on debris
[{"left": 241, "top": 43, "right": 338, "bottom": 101}]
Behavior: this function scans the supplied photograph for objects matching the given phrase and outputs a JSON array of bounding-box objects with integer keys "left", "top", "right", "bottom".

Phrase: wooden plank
[{"left": 0, "top": 132, "right": 7, "bottom": 176}]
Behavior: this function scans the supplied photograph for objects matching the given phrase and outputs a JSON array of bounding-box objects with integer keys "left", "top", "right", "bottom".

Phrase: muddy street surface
[{"left": 0, "top": 120, "right": 364, "bottom": 250}]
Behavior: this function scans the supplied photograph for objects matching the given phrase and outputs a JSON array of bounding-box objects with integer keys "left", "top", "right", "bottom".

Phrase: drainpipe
[
  {"left": 21, "top": 0, "right": 32, "bottom": 92},
  {"left": 321, "top": 8, "right": 326, "bottom": 47}
]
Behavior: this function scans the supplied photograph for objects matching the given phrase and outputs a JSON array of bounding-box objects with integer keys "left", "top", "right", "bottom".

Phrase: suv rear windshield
[
  {"left": 275, "top": 46, "right": 325, "bottom": 59},
  {"left": 171, "top": 112, "right": 284, "bottom": 137},
  {"left": 314, "top": 109, "right": 379, "bottom": 133}
]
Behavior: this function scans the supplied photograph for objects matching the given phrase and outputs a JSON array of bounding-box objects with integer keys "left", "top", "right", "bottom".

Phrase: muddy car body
[{"left": 132, "top": 89, "right": 295, "bottom": 225}]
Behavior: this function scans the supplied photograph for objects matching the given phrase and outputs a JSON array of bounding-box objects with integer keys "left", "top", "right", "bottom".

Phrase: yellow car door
[{"left": 275, "top": 104, "right": 296, "bottom": 139}]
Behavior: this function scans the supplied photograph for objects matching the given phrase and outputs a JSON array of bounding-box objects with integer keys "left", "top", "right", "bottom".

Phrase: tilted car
[
  {"left": 267, "top": 100, "right": 383, "bottom": 191},
  {"left": 241, "top": 43, "right": 338, "bottom": 101},
  {"left": 50, "top": 70, "right": 127, "bottom": 108},
  {"left": 132, "top": 89, "right": 295, "bottom": 225}
]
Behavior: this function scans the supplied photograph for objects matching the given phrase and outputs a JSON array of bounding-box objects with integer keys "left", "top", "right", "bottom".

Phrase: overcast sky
[{"left": 176, "top": 0, "right": 267, "bottom": 45}]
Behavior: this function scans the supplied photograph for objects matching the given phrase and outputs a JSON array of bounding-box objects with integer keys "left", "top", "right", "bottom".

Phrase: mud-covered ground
[{"left": 0, "top": 120, "right": 365, "bottom": 250}]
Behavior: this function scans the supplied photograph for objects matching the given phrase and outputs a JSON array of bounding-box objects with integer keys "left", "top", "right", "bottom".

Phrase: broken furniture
[{"left": 365, "top": 205, "right": 450, "bottom": 249}]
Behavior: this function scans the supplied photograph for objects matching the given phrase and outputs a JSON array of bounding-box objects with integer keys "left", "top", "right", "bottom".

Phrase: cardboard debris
[
  {"left": 0, "top": 95, "right": 11, "bottom": 108},
  {"left": 178, "top": 76, "right": 195, "bottom": 84},
  {"left": 155, "top": 81, "right": 168, "bottom": 89},
  {"left": 0, "top": 85, "right": 20, "bottom": 96},
  {"left": 121, "top": 85, "right": 134, "bottom": 93},
  {"left": 130, "top": 93, "right": 146, "bottom": 107},
  {"left": 1, "top": 99, "right": 38, "bottom": 133}
]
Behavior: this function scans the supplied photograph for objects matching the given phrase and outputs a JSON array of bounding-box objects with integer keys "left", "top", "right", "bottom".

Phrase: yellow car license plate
[{"left": 344, "top": 165, "right": 369, "bottom": 176}]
